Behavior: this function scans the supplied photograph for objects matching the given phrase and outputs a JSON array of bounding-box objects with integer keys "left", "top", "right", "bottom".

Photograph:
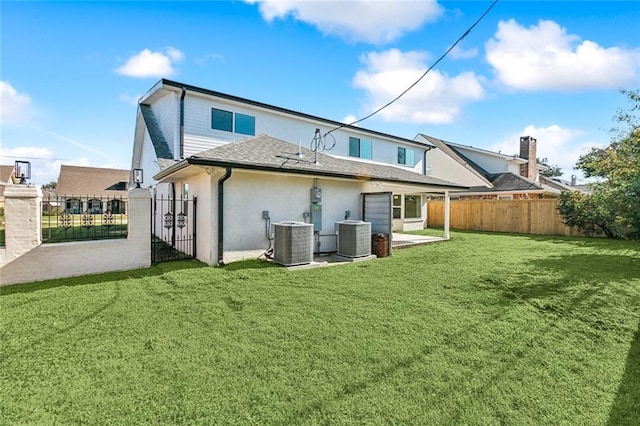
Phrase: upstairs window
[
  {"left": 211, "top": 108, "right": 233, "bottom": 132},
  {"left": 397, "top": 147, "right": 415, "bottom": 166},
  {"left": 349, "top": 137, "right": 372, "bottom": 160},
  {"left": 211, "top": 108, "right": 255, "bottom": 136},
  {"left": 235, "top": 113, "right": 255, "bottom": 136}
]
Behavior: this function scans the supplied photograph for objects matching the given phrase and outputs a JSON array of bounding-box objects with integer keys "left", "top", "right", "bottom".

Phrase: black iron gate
[{"left": 152, "top": 194, "right": 197, "bottom": 263}]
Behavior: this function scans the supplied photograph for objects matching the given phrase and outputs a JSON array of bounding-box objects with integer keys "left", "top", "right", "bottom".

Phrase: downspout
[
  {"left": 217, "top": 167, "right": 232, "bottom": 265},
  {"left": 179, "top": 88, "right": 186, "bottom": 159},
  {"left": 423, "top": 146, "right": 435, "bottom": 175}
]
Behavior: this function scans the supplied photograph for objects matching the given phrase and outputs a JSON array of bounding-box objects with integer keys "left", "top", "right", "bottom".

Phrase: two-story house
[
  {"left": 131, "top": 79, "right": 466, "bottom": 265},
  {"left": 415, "top": 134, "right": 586, "bottom": 199}
]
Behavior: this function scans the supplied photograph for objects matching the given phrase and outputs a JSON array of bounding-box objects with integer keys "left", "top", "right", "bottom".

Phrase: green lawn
[
  {"left": 1, "top": 231, "right": 639, "bottom": 424},
  {"left": 41, "top": 214, "right": 128, "bottom": 243}
]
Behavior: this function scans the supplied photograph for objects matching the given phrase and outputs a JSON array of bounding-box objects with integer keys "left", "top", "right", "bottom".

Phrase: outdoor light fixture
[
  {"left": 15, "top": 160, "right": 31, "bottom": 184},
  {"left": 132, "top": 168, "right": 143, "bottom": 188}
]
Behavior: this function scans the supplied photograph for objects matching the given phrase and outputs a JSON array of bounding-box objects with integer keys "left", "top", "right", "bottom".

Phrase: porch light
[
  {"left": 132, "top": 168, "right": 143, "bottom": 188},
  {"left": 15, "top": 160, "right": 31, "bottom": 184}
]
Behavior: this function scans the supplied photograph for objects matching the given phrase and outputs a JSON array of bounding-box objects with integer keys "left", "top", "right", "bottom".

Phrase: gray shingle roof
[
  {"left": 139, "top": 104, "right": 173, "bottom": 160},
  {"left": 158, "top": 135, "right": 467, "bottom": 189},
  {"left": 463, "top": 172, "right": 543, "bottom": 193}
]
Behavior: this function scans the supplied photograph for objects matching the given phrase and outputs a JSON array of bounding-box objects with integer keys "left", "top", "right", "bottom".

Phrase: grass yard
[
  {"left": 41, "top": 213, "right": 128, "bottom": 243},
  {"left": 1, "top": 231, "right": 639, "bottom": 424}
]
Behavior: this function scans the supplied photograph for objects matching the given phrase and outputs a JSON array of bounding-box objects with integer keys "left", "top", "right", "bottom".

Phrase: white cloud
[
  {"left": 165, "top": 46, "right": 184, "bottom": 62},
  {"left": 342, "top": 114, "right": 358, "bottom": 125},
  {"left": 0, "top": 82, "right": 34, "bottom": 125},
  {"left": 0, "top": 146, "right": 55, "bottom": 184},
  {"left": 115, "top": 47, "right": 184, "bottom": 78},
  {"left": 119, "top": 93, "right": 142, "bottom": 106},
  {"left": 490, "top": 125, "right": 600, "bottom": 178},
  {"left": 486, "top": 19, "right": 640, "bottom": 91},
  {"left": 0, "top": 145, "right": 110, "bottom": 185},
  {"left": 352, "top": 49, "right": 485, "bottom": 124},
  {"left": 245, "top": 0, "right": 443, "bottom": 44},
  {"left": 449, "top": 45, "right": 478, "bottom": 59},
  {"left": 195, "top": 52, "right": 225, "bottom": 66},
  {"left": 0, "top": 145, "right": 53, "bottom": 161}
]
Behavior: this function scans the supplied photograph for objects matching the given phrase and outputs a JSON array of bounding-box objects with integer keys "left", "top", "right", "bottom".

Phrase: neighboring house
[
  {"left": 55, "top": 165, "right": 130, "bottom": 214},
  {"left": 415, "top": 134, "right": 588, "bottom": 199},
  {"left": 0, "top": 165, "right": 17, "bottom": 210},
  {"left": 131, "top": 79, "right": 467, "bottom": 265}
]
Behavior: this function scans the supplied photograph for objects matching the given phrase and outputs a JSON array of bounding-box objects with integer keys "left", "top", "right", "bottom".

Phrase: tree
[
  {"left": 537, "top": 157, "right": 563, "bottom": 178},
  {"left": 41, "top": 181, "right": 57, "bottom": 190},
  {"left": 557, "top": 89, "right": 640, "bottom": 239}
]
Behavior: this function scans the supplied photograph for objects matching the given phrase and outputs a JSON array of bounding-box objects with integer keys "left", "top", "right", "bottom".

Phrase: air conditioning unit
[
  {"left": 273, "top": 221, "right": 313, "bottom": 266},
  {"left": 336, "top": 220, "right": 372, "bottom": 258}
]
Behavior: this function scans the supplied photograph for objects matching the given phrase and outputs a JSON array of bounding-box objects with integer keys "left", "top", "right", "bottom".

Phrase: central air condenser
[
  {"left": 273, "top": 221, "right": 313, "bottom": 266},
  {"left": 336, "top": 220, "right": 372, "bottom": 258}
]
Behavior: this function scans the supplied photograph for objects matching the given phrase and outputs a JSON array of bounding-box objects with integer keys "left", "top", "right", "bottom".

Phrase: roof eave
[
  {"left": 153, "top": 159, "right": 190, "bottom": 181},
  {"left": 154, "top": 156, "right": 467, "bottom": 191},
  {"left": 189, "top": 157, "right": 467, "bottom": 190},
  {"left": 158, "top": 79, "right": 432, "bottom": 150}
]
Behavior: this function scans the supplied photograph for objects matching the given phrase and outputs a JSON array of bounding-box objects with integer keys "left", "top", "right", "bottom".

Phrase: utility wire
[{"left": 325, "top": 0, "right": 499, "bottom": 136}]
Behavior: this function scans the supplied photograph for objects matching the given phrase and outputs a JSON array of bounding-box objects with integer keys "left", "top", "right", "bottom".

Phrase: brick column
[
  {"left": 127, "top": 188, "right": 152, "bottom": 267},
  {"left": 3, "top": 185, "right": 42, "bottom": 261}
]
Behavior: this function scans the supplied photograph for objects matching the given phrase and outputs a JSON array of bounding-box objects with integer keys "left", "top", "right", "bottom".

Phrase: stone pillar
[
  {"left": 3, "top": 185, "right": 42, "bottom": 261},
  {"left": 127, "top": 188, "right": 152, "bottom": 267},
  {"left": 444, "top": 190, "right": 451, "bottom": 240}
]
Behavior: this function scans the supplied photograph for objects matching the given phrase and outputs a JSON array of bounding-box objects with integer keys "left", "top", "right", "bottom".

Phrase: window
[
  {"left": 393, "top": 194, "right": 422, "bottom": 219},
  {"left": 211, "top": 108, "right": 256, "bottom": 135},
  {"left": 397, "top": 147, "right": 415, "bottom": 166},
  {"left": 404, "top": 195, "right": 421, "bottom": 218},
  {"left": 349, "top": 137, "right": 372, "bottom": 160},
  {"left": 87, "top": 199, "right": 103, "bottom": 214},
  {"left": 66, "top": 198, "right": 81, "bottom": 214},
  {"left": 235, "top": 113, "right": 255, "bottom": 136},
  {"left": 393, "top": 195, "right": 402, "bottom": 219},
  {"left": 212, "top": 108, "right": 233, "bottom": 132}
]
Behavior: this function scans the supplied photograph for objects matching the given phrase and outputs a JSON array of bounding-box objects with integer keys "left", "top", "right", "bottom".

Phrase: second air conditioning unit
[
  {"left": 336, "top": 220, "right": 372, "bottom": 258},
  {"left": 273, "top": 221, "right": 313, "bottom": 266}
]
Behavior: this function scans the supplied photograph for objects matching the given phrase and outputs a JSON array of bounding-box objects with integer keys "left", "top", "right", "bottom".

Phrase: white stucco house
[{"left": 131, "top": 79, "right": 467, "bottom": 265}]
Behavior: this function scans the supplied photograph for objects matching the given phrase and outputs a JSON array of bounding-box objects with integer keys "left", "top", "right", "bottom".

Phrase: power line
[{"left": 325, "top": 0, "right": 499, "bottom": 136}]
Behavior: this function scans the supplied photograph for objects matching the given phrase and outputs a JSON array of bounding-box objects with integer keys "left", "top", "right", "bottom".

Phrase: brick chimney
[{"left": 519, "top": 136, "right": 537, "bottom": 182}]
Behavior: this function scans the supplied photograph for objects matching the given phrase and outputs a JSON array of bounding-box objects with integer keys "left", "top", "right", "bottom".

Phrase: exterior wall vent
[
  {"left": 335, "top": 220, "right": 372, "bottom": 258},
  {"left": 273, "top": 221, "right": 313, "bottom": 266}
]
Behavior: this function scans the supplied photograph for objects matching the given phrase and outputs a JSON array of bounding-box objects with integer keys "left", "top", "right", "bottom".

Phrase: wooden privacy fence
[{"left": 427, "top": 199, "right": 582, "bottom": 236}]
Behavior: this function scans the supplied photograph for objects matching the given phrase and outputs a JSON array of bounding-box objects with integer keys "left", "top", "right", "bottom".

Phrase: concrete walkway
[{"left": 392, "top": 232, "right": 448, "bottom": 249}]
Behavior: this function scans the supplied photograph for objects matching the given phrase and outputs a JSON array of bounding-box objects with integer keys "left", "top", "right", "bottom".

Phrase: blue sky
[{"left": 2, "top": 1, "right": 639, "bottom": 184}]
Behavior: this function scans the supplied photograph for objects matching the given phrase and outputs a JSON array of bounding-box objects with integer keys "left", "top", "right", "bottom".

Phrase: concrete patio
[
  {"left": 285, "top": 232, "right": 448, "bottom": 270},
  {"left": 391, "top": 232, "right": 448, "bottom": 249}
]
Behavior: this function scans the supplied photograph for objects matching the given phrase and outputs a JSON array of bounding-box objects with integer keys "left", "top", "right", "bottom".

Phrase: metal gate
[
  {"left": 362, "top": 192, "right": 393, "bottom": 256},
  {"left": 151, "top": 194, "right": 197, "bottom": 263}
]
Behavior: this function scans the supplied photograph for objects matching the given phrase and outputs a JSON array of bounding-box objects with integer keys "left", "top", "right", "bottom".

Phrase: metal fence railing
[{"left": 41, "top": 194, "right": 128, "bottom": 243}]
